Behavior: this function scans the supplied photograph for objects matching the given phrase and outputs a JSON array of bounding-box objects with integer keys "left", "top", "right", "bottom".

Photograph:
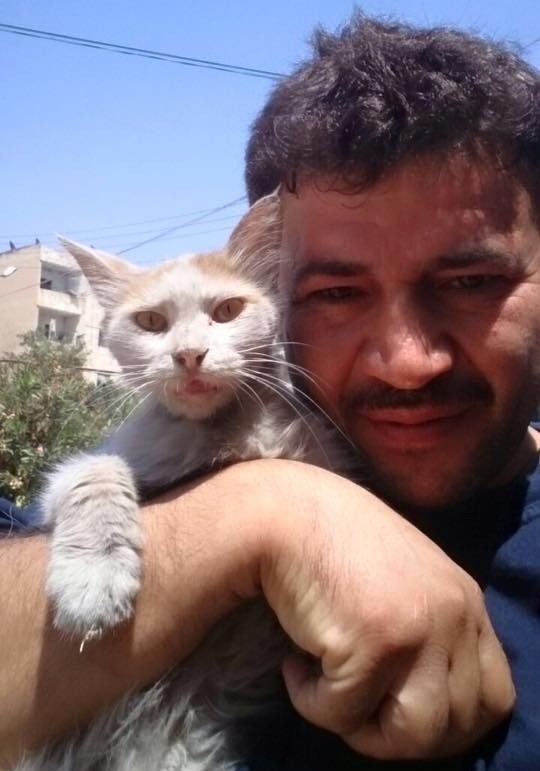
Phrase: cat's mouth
[
  {"left": 162, "top": 375, "right": 233, "bottom": 418},
  {"left": 173, "top": 377, "right": 222, "bottom": 398}
]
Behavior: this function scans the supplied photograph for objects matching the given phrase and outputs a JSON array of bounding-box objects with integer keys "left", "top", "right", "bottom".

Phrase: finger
[
  {"left": 345, "top": 644, "right": 451, "bottom": 759},
  {"left": 477, "top": 612, "right": 515, "bottom": 723},
  {"left": 282, "top": 648, "right": 402, "bottom": 736},
  {"left": 446, "top": 618, "right": 481, "bottom": 739}
]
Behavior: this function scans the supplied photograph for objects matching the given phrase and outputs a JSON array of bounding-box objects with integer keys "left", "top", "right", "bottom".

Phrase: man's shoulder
[
  {"left": 479, "top": 446, "right": 540, "bottom": 771},
  {"left": 520, "top": 431, "right": 540, "bottom": 524}
]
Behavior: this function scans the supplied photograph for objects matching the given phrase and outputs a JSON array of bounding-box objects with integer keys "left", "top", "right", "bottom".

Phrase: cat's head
[{"left": 60, "top": 193, "right": 283, "bottom": 420}]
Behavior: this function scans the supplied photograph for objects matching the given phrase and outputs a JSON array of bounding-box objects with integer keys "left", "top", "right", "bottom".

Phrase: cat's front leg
[{"left": 41, "top": 454, "right": 142, "bottom": 645}]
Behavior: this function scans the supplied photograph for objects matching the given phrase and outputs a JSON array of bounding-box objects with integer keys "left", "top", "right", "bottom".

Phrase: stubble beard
[{"left": 348, "top": 396, "right": 537, "bottom": 520}]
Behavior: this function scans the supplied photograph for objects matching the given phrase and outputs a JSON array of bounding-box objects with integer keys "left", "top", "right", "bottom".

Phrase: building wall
[
  {"left": 0, "top": 246, "right": 40, "bottom": 354},
  {"left": 0, "top": 244, "right": 121, "bottom": 382},
  {"left": 78, "top": 288, "right": 120, "bottom": 380}
]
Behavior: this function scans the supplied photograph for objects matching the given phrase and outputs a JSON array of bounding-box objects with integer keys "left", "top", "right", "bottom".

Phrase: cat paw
[
  {"left": 47, "top": 547, "right": 141, "bottom": 640},
  {"left": 79, "top": 626, "right": 104, "bottom": 653}
]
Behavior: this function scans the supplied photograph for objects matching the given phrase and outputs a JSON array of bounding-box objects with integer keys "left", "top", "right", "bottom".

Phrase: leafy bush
[{"left": 0, "top": 332, "right": 128, "bottom": 505}]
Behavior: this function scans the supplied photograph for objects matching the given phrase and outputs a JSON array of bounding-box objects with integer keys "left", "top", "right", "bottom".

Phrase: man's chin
[
  {"left": 367, "top": 467, "right": 477, "bottom": 516},
  {"left": 355, "top": 434, "right": 499, "bottom": 515}
]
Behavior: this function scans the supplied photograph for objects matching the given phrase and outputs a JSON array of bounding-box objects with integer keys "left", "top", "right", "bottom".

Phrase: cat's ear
[
  {"left": 58, "top": 237, "right": 140, "bottom": 309},
  {"left": 227, "top": 191, "right": 282, "bottom": 288}
]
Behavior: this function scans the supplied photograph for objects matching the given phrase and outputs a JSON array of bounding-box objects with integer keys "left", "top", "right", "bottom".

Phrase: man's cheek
[{"left": 288, "top": 308, "right": 318, "bottom": 347}]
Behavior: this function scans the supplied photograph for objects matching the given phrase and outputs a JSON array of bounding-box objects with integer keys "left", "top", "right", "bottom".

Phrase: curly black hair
[{"left": 245, "top": 14, "right": 540, "bottom": 211}]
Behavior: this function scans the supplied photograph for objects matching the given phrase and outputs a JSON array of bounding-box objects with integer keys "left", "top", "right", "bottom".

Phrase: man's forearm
[
  {"left": 0, "top": 468, "right": 265, "bottom": 765},
  {"left": 0, "top": 458, "right": 514, "bottom": 765}
]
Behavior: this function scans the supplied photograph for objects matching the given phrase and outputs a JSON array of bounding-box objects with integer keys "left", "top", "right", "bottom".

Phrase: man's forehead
[
  {"left": 283, "top": 158, "right": 523, "bottom": 225},
  {"left": 281, "top": 157, "right": 535, "bottom": 264}
]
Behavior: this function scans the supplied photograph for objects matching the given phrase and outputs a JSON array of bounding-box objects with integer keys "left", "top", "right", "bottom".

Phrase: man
[
  {"left": 241, "top": 15, "right": 540, "bottom": 769},
  {"left": 0, "top": 13, "right": 537, "bottom": 770}
]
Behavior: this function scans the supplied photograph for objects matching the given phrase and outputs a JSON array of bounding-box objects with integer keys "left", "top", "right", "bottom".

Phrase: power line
[
  {"left": 0, "top": 202, "right": 247, "bottom": 240},
  {"left": 117, "top": 196, "right": 246, "bottom": 254},
  {"left": 3, "top": 222, "right": 239, "bottom": 261},
  {"left": 0, "top": 222, "right": 237, "bottom": 298},
  {"left": 101, "top": 224, "right": 236, "bottom": 256},
  {"left": 63, "top": 213, "right": 241, "bottom": 245},
  {"left": 0, "top": 23, "right": 285, "bottom": 80},
  {"left": 7, "top": 213, "right": 243, "bottom": 250}
]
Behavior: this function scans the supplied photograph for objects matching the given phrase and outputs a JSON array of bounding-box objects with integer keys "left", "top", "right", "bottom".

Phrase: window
[
  {"left": 98, "top": 328, "right": 106, "bottom": 347},
  {"left": 40, "top": 277, "right": 52, "bottom": 290}
]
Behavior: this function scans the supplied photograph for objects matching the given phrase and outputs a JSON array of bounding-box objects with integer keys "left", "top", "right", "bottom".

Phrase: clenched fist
[{"left": 250, "top": 459, "right": 514, "bottom": 759}]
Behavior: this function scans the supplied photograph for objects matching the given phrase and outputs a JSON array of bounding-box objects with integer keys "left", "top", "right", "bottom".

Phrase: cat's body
[
  {"left": 18, "top": 602, "right": 289, "bottom": 771},
  {"left": 17, "top": 196, "right": 353, "bottom": 771}
]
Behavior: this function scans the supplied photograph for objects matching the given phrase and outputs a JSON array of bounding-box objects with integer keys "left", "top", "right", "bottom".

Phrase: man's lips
[
  {"left": 358, "top": 404, "right": 469, "bottom": 424},
  {"left": 354, "top": 404, "right": 474, "bottom": 448}
]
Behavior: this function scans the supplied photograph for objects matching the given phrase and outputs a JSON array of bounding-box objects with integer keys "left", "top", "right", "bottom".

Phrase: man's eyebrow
[
  {"left": 292, "top": 259, "right": 371, "bottom": 284},
  {"left": 434, "top": 247, "right": 520, "bottom": 270}
]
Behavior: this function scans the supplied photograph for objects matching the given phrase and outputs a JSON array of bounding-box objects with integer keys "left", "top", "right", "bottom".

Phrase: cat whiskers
[
  {"left": 243, "top": 364, "right": 356, "bottom": 453},
  {"left": 244, "top": 355, "right": 328, "bottom": 398},
  {"left": 114, "top": 390, "right": 153, "bottom": 432},
  {"left": 91, "top": 372, "right": 158, "bottom": 426},
  {"left": 242, "top": 369, "right": 333, "bottom": 467},
  {"left": 233, "top": 378, "right": 267, "bottom": 413},
  {"left": 238, "top": 340, "right": 318, "bottom": 355}
]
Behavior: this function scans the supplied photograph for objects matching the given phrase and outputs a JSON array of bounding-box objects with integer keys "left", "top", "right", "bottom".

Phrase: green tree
[{"left": 0, "top": 332, "right": 128, "bottom": 506}]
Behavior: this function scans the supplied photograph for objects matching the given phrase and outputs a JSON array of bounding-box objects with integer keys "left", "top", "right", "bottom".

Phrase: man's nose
[{"left": 362, "top": 301, "right": 454, "bottom": 390}]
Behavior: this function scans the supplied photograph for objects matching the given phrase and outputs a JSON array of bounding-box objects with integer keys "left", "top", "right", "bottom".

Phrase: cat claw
[{"left": 79, "top": 627, "right": 104, "bottom": 653}]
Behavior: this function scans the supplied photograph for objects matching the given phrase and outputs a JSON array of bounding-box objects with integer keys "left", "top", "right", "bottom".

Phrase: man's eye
[
  {"left": 312, "top": 286, "right": 358, "bottom": 300},
  {"left": 446, "top": 275, "right": 502, "bottom": 291}
]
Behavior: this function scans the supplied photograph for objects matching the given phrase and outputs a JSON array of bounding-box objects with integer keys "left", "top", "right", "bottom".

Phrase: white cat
[{"left": 17, "top": 194, "right": 352, "bottom": 771}]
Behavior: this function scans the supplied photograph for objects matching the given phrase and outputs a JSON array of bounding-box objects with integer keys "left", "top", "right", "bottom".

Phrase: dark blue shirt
[
  {"left": 2, "top": 454, "right": 539, "bottom": 769},
  {"left": 239, "top": 454, "right": 540, "bottom": 770}
]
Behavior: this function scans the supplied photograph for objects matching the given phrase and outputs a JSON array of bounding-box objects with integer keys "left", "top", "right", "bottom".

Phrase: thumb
[{"left": 282, "top": 651, "right": 373, "bottom": 735}]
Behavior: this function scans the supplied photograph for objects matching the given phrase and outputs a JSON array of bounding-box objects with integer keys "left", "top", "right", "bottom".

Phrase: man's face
[{"left": 282, "top": 157, "right": 540, "bottom": 512}]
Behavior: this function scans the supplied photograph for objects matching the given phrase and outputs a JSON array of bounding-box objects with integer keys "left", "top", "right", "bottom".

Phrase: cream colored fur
[{"left": 17, "top": 195, "right": 353, "bottom": 771}]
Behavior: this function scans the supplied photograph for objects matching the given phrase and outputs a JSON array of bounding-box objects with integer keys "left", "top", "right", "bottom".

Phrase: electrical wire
[
  {"left": 0, "top": 23, "right": 285, "bottom": 80},
  {"left": 2, "top": 221, "right": 238, "bottom": 264},
  {"left": 523, "top": 36, "right": 540, "bottom": 50},
  {"left": 66, "top": 213, "right": 241, "bottom": 245},
  {"left": 117, "top": 195, "right": 246, "bottom": 254},
  {"left": 0, "top": 202, "right": 247, "bottom": 240},
  {"left": 102, "top": 224, "right": 235, "bottom": 255}
]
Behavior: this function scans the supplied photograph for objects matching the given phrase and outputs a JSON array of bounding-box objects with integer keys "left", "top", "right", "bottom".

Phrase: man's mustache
[{"left": 343, "top": 375, "right": 493, "bottom": 412}]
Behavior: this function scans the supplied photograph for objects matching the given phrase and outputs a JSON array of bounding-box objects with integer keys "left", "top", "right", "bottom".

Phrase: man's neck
[{"left": 489, "top": 426, "right": 540, "bottom": 488}]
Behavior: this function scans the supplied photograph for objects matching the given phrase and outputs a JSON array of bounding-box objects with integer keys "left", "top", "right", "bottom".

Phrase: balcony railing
[{"left": 38, "top": 288, "right": 81, "bottom": 316}]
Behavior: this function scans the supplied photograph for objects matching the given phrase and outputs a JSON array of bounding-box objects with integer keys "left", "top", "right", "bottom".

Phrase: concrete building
[{"left": 0, "top": 242, "right": 120, "bottom": 383}]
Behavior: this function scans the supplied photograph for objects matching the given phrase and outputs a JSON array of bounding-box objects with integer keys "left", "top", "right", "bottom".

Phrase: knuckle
[
  {"left": 362, "top": 604, "right": 429, "bottom": 656},
  {"left": 442, "top": 583, "right": 468, "bottom": 614},
  {"left": 387, "top": 702, "right": 451, "bottom": 759},
  {"left": 438, "top": 582, "right": 474, "bottom": 632},
  {"left": 408, "top": 717, "right": 450, "bottom": 758},
  {"left": 464, "top": 576, "right": 485, "bottom": 615}
]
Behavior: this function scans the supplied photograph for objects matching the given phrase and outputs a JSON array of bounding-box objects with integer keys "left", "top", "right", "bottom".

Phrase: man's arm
[
  {"left": 0, "top": 468, "right": 263, "bottom": 765},
  {"left": 0, "top": 460, "right": 515, "bottom": 765}
]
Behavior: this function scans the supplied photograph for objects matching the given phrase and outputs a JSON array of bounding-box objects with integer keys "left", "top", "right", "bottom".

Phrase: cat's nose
[{"left": 173, "top": 349, "right": 208, "bottom": 370}]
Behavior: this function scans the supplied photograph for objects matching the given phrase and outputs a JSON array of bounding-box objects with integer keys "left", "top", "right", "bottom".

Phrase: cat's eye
[
  {"left": 134, "top": 310, "right": 168, "bottom": 333},
  {"left": 212, "top": 297, "right": 245, "bottom": 323}
]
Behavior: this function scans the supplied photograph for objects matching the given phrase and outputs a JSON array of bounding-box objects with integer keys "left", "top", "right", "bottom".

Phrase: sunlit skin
[{"left": 282, "top": 156, "right": 540, "bottom": 513}]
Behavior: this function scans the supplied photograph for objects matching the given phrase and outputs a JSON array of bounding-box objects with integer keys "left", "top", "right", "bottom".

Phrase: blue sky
[{"left": 2, "top": 1, "right": 539, "bottom": 265}]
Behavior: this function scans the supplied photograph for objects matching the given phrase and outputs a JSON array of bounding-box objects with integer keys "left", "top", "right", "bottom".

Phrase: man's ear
[
  {"left": 58, "top": 237, "right": 140, "bottom": 309},
  {"left": 226, "top": 190, "right": 283, "bottom": 289}
]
